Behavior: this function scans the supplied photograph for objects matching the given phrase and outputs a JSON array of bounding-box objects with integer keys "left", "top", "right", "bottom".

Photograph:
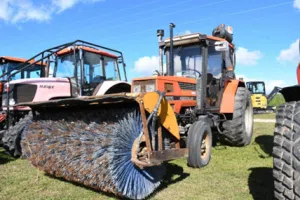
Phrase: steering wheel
[
  {"left": 181, "top": 69, "right": 201, "bottom": 78},
  {"left": 91, "top": 75, "right": 105, "bottom": 83}
]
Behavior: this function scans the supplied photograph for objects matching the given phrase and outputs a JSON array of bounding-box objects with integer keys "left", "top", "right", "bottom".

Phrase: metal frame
[{"left": 1, "top": 40, "right": 127, "bottom": 81}]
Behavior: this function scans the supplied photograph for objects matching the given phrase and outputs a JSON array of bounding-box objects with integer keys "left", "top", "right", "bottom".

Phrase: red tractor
[{"left": 273, "top": 39, "right": 300, "bottom": 200}]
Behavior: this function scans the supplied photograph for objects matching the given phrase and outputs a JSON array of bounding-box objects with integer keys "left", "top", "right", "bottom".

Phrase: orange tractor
[
  {"left": 131, "top": 23, "right": 253, "bottom": 151},
  {"left": 273, "top": 39, "right": 300, "bottom": 200},
  {"left": 15, "top": 23, "right": 253, "bottom": 199}
]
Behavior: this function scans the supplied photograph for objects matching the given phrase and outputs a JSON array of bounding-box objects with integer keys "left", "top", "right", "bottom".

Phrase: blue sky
[{"left": 0, "top": 0, "right": 299, "bottom": 93}]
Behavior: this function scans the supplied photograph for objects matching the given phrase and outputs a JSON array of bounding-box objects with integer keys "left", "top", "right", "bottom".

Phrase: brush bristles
[{"left": 21, "top": 107, "right": 165, "bottom": 199}]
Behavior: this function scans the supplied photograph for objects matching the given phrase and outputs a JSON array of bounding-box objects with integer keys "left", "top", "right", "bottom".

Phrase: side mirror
[{"left": 215, "top": 41, "right": 229, "bottom": 51}]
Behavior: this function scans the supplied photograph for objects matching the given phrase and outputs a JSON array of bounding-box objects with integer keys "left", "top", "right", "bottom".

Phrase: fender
[
  {"left": 280, "top": 85, "right": 300, "bottom": 102},
  {"left": 220, "top": 79, "right": 245, "bottom": 113},
  {"left": 93, "top": 81, "right": 131, "bottom": 95}
]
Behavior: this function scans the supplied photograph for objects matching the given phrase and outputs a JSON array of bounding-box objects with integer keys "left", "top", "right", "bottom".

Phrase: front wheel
[
  {"left": 2, "top": 113, "right": 32, "bottom": 157},
  {"left": 187, "top": 121, "right": 212, "bottom": 168}
]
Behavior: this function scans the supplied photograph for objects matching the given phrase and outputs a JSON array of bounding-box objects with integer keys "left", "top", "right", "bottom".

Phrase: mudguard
[
  {"left": 220, "top": 79, "right": 245, "bottom": 113},
  {"left": 93, "top": 81, "right": 131, "bottom": 95},
  {"left": 280, "top": 85, "right": 300, "bottom": 102}
]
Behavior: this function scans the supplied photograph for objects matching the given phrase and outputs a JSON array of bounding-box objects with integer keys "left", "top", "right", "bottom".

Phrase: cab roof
[
  {"left": 162, "top": 33, "right": 234, "bottom": 49},
  {"left": 0, "top": 56, "right": 28, "bottom": 63},
  {"left": 0, "top": 56, "right": 45, "bottom": 65},
  {"left": 56, "top": 45, "right": 118, "bottom": 59}
]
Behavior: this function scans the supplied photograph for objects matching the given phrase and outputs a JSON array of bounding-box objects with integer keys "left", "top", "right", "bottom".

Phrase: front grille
[
  {"left": 178, "top": 82, "right": 196, "bottom": 91},
  {"left": 3, "top": 84, "right": 38, "bottom": 105},
  {"left": 13, "top": 84, "right": 37, "bottom": 103}
]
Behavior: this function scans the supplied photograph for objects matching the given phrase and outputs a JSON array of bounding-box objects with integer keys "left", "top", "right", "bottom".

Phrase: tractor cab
[
  {"left": 131, "top": 24, "right": 236, "bottom": 114},
  {"left": 246, "top": 81, "right": 266, "bottom": 95},
  {"left": 0, "top": 56, "right": 45, "bottom": 82},
  {"left": 49, "top": 45, "right": 129, "bottom": 96}
]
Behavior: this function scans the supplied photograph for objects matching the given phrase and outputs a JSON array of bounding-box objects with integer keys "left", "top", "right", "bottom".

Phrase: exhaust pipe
[
  {"left": 157, "top": 29, "right": 164, "bottom": 75},
  {"left": 169, "top": 23, "right": 175, "bottom": 76}
]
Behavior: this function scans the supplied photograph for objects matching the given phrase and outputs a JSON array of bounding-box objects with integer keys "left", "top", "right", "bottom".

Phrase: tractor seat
[
  {"left": 91, "top": 75, "right": 105, "bottom": 83},
  {"left": 207, "top": 73, "right": 213, "bottom": 86}
]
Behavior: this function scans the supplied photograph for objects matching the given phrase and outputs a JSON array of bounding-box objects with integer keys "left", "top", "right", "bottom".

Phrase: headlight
[
  {"left": 145, "top": 84, "right": 155, "bottom": 92},
  {"left": 2, "top": 97, "right": 15, "bottom": 106},
  {"left": 132, "top": 85, "right": 141, "bottom": 93},
  {"left": 9, "top": 98, "right": 15, "bottom": 105}
]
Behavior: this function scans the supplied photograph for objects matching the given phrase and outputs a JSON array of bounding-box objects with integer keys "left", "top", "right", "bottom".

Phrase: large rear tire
[
  {"left": 187, "top": 121, "right": 212, "bottom": 168},
  {"left": 2, "top": 113, "right": 32, "bottom": 157},
  {"left": 222, "top": 87, "right": 253, "bottom": 146},
  {"left": 273, "top": 102, "right": 300, "bottom": 200}
]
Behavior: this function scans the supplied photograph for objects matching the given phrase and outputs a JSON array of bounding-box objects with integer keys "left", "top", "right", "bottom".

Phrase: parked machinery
[{"left": 15, "top": 24, "right": 253, "bottom": 200}]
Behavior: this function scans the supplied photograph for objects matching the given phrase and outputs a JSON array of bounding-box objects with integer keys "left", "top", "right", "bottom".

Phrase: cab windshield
[
  {"left": 50, "top": 50, "right": 120, "bottom": 96},
  {"left": 0, "top": 61, "right": 43, "bottom": 81},
  {"left": 165, "top": 44, "right": 223, "bottom": 78},
  {"left": 246, "top": 82, "right": 266, "bottom": 95},
  {"left": 52, "top": 51, "right": 119, "bottom": 81}
]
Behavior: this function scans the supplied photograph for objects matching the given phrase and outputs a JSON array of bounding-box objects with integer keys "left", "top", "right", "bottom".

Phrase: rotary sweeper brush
[
  {"left": 15, "top": 23, "right": 253, "bottom": 200},
  {"left": 20, "top": 92, "right": 173, "bottom": 199}
]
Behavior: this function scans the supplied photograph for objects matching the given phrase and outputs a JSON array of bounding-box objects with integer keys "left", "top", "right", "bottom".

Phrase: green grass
[
  {"left": 0, "top": 122, "right": 275, "bottom": 200},
  {"left": 254, "top": 113, "right": 275, "bottom": 119},
  {"left": 268, "top": 93, "right": 285, "bottom": 108}
]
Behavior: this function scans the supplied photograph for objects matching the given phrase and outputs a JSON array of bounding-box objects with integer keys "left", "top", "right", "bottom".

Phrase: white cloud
[
  {"left": 0, "top": 0, "right": 51, "bottom": 23},
  {"left": 236, "top": 74, "right": 257, "bottom": 82},
  {"left": 0, "top": 1, "right": 13, "bottom": 21},
  {"left": 265, "top": 80, "right": 286, "bottom": 94},
  {"left": 294, "top": 0, "right": 300, "bottom": 9},
  {"left": 236, "top": 74, "right": 287, "bottom": 94},
  {"left": 176, "top": 30, "right": 192, "bottom": 36},
  {"left": 52, "top": 0, "right": 78, "bottom": 12},
  {"left": 277, "top": 39, "right": 300, "bottom": 62},
  {"left": 133, "top": 56, "right": 167, "bottom": 75},
  {"left": 184, "top": 30, "right": 191, "bottom": 35},
  {"left": 52, "top": 0, "right": 104, "bottom": 13},
  {"left": 236, "top": 47, "right": 263, "bottom": 66},
  {"left": 0, "top": 0, "right": 104, "bottom": 23}
]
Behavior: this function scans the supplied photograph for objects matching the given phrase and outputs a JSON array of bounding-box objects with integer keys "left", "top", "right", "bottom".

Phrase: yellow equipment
[
  {"left": 246, "top": 81, "right": 281, "bottom": 113},
  {"left": 246, "top": 81, "right": 268, "bottom": 110}
]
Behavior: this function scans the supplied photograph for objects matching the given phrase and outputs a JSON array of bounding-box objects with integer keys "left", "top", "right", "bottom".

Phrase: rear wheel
[
  {"left": 187, "top": 121, "right": 212, "bottom": 168},
  {"left": 273, "top": 102, "right": 300, "bottom": 199},
  {"left": 222, "top": 87, "right": 253, "bottom": 146}
]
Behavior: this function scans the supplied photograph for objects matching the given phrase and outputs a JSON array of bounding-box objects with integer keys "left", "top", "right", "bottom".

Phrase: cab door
[{"left": 206, "top": 46, "right": 224, "bottom": 109}]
